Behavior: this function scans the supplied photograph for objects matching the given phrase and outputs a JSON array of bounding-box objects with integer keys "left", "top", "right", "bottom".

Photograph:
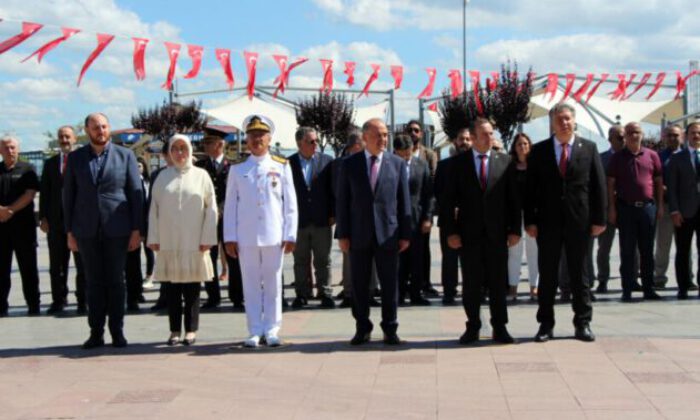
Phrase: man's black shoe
[
  {"left": 632, "top": 282, "right": 643, "bottom": 292},
  {"left": 410, "top": 297, "right": 431, "bottom": 306},
  {"left": 319, "top": 296, "right": 336, "bottom": 309},
  {"left": 620, "top": 293, "right": 633, "bottom": 302},
  {"left": 127, "top": 302, "right": 140, "bottom": 312},
  {"left": 368, "top": 297, "right": 381, "bottom": 307},
  {"left": 150, "top": 302, "right": 166, "bottom": 312},
  {"left": 459, "top": 328, "right": 480, "bottom": 345},
  {"left": 591, "top": 293, "right": 597, "bottom": 302},
  {"left": 27, "top": 305, "right": 40, "bottom": 316},
  {"left": 232, "top": 302, "right": 245, "bottom": 312},
  {"left": 0, "top": 308, "right": 8, "bottom": 317},
  {"left": 335, "top": 290, "right": 346, "bottom": 300},
  {"left": 112, "top": 333, "right": 128, "bottom": 348},
  {"left": 350, "top": 331, "right": 371, "bottom": 345},
  {"left": 383, "top": 333, "right": 404, "bottom": 345},
  {"left": 339, "top": 297, "right": 353, "bottom": 308},
  {"left": 689, "top": 282, "right": 699, "bottom": 291},
  {"left": 643, "top": 290, "right": 662, "bottom": 300},
  {"left": 137, "top": 295, "right": 146, "bottom": 303},
  {"left": 534, "top": 326, "right": 553, "bottom": 343},
  {"left": 424, "top": 287, "right": 439, "bottom": 297},
  {"left": 492, "top": 326, "right": 515, "bottom": 344},
  {"left": 442, "top": 296, "right": 457, "bottom": 306},
  {"left": 678, "top": 290, "right": 689, "bottom": 300},
  {"left": 76, "top": 303, "right": 87, "bottom": 315},
  {"left": 200, "top": 300, "right": 220, "bottom": 310},
  {"left": 82, "top": 335, "right": 105, "bottom": 350},
  {"left": 574, "top": 325, "right": 595, "bottom": 342},
  {"left": 46, "top": 303, "right": 64, "bottom": 315},
  {"left": 291, "top": 297, "right": 307, "bottom": 309},
  {"left": 595, "top": 282, "right": 608, "bottom": 294}
]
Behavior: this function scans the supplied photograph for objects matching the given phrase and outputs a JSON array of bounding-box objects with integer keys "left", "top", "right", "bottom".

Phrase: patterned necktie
[
  {"left": 559, "top": 143, "right": 569, "bottom": 176},
  {"left": 369, "top": 155, "right": 379, "bottom": 192},
  {"left": 479, "top": 154, "right": 488, "bottom": 191}
]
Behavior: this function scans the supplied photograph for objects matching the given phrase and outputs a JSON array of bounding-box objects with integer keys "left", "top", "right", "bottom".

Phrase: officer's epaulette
[{"left": 271, "top": 155, "right": 287, "bottom": 164}]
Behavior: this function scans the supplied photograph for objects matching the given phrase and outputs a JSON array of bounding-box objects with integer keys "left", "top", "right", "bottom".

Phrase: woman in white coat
[{"left": 148, "top": 134, "right": 218, "bottom": 345}]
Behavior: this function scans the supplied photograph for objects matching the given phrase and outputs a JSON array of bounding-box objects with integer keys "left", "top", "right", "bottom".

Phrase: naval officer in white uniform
[{"left": 224, "top": 115, "right": 298, "bottom": 348}]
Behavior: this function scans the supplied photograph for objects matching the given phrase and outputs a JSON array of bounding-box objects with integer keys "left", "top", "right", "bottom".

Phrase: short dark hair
[
  {"left": 405, "top": 119, "right": 422, "bottom": 132},
  {"left": 295, "top": 126, "right": 316, "bottom": 142},
  {"left": 686, "top": 121, "right": 700, "bottom": 135},
  {"left": 469, "top": 117, "right": 493, "bottom": 134},
  {"left": 84, "top": 112, "right": 109, "bottom": 128},
  {"left": 393, "top": 134, "right": 413, "bottom": 151}
]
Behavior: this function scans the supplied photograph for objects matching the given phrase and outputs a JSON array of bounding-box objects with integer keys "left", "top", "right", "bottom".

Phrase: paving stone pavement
[{"left": 1, "top": 231, "right": 699, "bottom": 419}]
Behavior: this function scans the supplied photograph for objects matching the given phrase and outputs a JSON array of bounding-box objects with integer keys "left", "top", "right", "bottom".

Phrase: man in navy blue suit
[
  {"left": 63, "top": 113, "right": 144, "bottom": 349},
  {"left": 336, "top": 118, "right": 411, "bottom": 345}
]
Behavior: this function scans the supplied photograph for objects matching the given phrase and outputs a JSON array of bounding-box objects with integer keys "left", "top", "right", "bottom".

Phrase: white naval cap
[{"left": 242, "top": 114, "right": 275, "bottom": 136}]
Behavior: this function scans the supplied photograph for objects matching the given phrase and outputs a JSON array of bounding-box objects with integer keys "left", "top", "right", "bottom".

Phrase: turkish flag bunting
[
  {"left": 427, "top": 102, "right": 438, "bottom": 112},
  {"left": 244, "top": 51, "right": 258, "bottom": 100},
  {"left": 417, "top": 68, "right": 437, "bottom": 99},
  {"left": 0, "top": 21, "right": 43, "bottom": 55},
  {"left": 320, "top": 59, "right": 333, "bottom": 94},
  {"left": 561, "top": 73, "right": 576, "bottom": 100},
  {"left": 675, "top": 70, "right": 700, "bottom": 100},
  {"left": 488, "top": 71, "right": 499, "bottom": 91},
  {"left": 161, "top": 42, "right": 181, "bottom": 90},
  {"left": 131, "top": 38, "right": 149, "bottom": 81},
  {"left": 545, "top": 73, "right": 558, "bottom": 101},
  {"left": 359, "top": 64, "right": 381, "bottom": 97},
  {"left": 624, "top": 72, "right": 652, "bottom": 100},
  {"left": 586, "top": 73, "right": 609, "bottom": 103},
  {"left": 448, "top": 70, "right": 463, "bottom": 99},
  {"left": 572, "top": 73, "right": 594, "bottom": 102},
  {"left": 646, "top": 72, "right": 667, "bottom": 100},
  {"left": 344, "top": 61, "right": 356, "bottom": 87},
  {"left": 469, "top": 70, "right": 484, "bottom": 115},
  {"left": 183, "top": 45, "right": 204, "bottom": 79},
  {"left": 77, "top": 33, "right": 114, "bottom": 87},
  {"left": 390, "top": 65, "right": 404, "bottom": 90},
  {"left": 610, "top": 73, "right": 636, "bottom": 100},
  {"left": 22, "top": 27, "right": 79, "bottom": 63},
  {"left": 215, "top": 48, "right": 235, "bottom": 89},
  {"left": 273, "top": 55, "right": 307, "bottom": 97}
]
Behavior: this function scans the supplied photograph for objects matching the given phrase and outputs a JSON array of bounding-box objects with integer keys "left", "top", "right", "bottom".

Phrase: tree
[
  {"left": 131, "top": 100, "right": 208, "bottom": 142},
  {"left": 296, "top": 92, "right": 354, "bottom": 156},
  {"left": 488, "top": 61, "right": 534, "bottom": 149}
]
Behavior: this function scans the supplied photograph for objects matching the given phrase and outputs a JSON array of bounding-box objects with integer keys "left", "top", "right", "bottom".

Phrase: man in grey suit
[
  {"left": 63, "top": 113, "right": 144, "bottom": 349},
  {"left": 336, "top": 118, "right": 411, "bottom": 346},
  {"left": 667, "top": 122, "right": 700, "bottom": 299}
]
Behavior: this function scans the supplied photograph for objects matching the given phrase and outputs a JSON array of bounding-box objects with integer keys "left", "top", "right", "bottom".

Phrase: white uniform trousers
[
  {"left": 507, "top": 234, "right": 539, "bottom": 288},
  {"left": 239, "top": 245, "right": 284, "bottom": 337}
]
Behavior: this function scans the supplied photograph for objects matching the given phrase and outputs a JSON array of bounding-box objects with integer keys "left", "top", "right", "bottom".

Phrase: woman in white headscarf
[{"left": 148, "top": 134, "right": 218, "bottom": 346}]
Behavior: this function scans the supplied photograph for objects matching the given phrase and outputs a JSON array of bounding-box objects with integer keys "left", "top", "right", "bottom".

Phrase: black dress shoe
[
  {"left": 336, "top": 290, "right": 346, "bottom": 300},
  {"left": 492, "top": 326, "right": 515, "bottom": 344},
  {"left": 368, "top": 297, "right": 381, "bottom": 307},
  {"left": 127, "top": 302, "right": 140, "bottom": 312},
  {"left": 46, "top": 303, "right": 65, "bottom": 315},
  {"left": 232, "top": 302, "right": 245, "bottom": 312},
  {"left": 200, "top": 300, "right": 220, "bottom": 310},
  {"left": 620, "top": 293, "right": 633, "bottom": 302},
  {"left": 632, "top": 282, "right": 643, "bottom": 292},
  {"left": 595, "top": 282, "right": 608, "bottom": 294},
  {"left": 410, "top": 296, "right": 431, "bottom": 306},
  {"left": 0, "top": 308, "right": 8, "bottom": 317},
  {"left": 137, "top": 295, "right": 146, "bottom": 303},
  {"left": 291, "top": 297, "right": 307, "bottom": 309},
  {"left": 459, "top": 328, "right": 480, "bottom": 345},
  {"left": 689, "top": 282, "right": 699, "bottom": 291},
  {"left": 150, "top": 302, "right": 166, "bottom": 312},
  {"left": 423, "top": 287, "right": 439, "bottom": 297},
  {"left": 319, "top": 296, "right": 336, "bottom": 309},
  {"left": 111, "top": 333, "right": 128, "bottom": 348},
  {"left": 282, "top": 298, "right": 289, "bottom": 308},
  {"left": 442, "top": 296, "right": 457, "bottom": 306},
  {"left": 82, "top": 335, "right": 105, "bottom": 349},
  {"left": 643, "top": 290, "right": 662, "bottom": 300},
  {"left": 339, "top": 297, "right": 353, "bottom": 308},
  {"left": 383, "top": 333, "right": 404, "bottom": 345},
  {"left": 590, "top": 293, "right": 597, "bottom": 302},
  {"left": 678, "top": 290, "right": 689, "bottom": 300},
  {"left": 534, "top": 326, "right": 553, "bottom": 343},
  {"left": 398, "top": 298, "right": 407, "bottom": 307},
  {"left": 76, "top": 303, "right": 87, "bottom": 315},
  {"left": 350, "top": 331, "right": 371, "bottom": 345},
  {"left": 574, "top": 325, "right": 595, "bottom": 342},
  {"left": 27, "top": 305, "right": 40, "bottom": 316}
]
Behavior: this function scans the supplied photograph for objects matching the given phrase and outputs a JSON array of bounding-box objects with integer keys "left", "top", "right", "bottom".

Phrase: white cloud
[
  {"left": 0, "top": 51, "right": 59, "bottom": 76},
  {"left": 1, "top": 77, "right": 71, "bottom": 100}
]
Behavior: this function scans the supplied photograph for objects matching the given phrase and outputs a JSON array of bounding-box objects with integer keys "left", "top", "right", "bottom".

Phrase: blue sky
[{"left": 1, "top": 0, "right": 698, "bottom": 151}]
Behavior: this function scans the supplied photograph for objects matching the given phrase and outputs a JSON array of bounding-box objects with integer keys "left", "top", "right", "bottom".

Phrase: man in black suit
[
  {"left": 442, "top": 118, "right": 521, "bottom": 344},
  {"left": 667, "top": 122, "right": 700, "bottom": 299},
  {"left": 39, "top": 126, "right": 86, "bottom": 315},
  {"left": 289, "top": 127, "right": 335, "bottom": 309},
  {"left": 393, "top": 134, "right": 433, "bottom": 306},
  {"left": 195, "top": 135, "right": 243, "bottom": 310},
  {"left": 336, "top": 118, "right": 411, "bottom": 345},
  {"left": 434, "top": 128, "right": 471, "bottom": 305},
  {"left": 524, "top": 103, "right": 607, "bottom": 343}
]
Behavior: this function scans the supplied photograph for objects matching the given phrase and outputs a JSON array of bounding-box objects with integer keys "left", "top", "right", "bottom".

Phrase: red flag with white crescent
[
  {"left": 161, "top": 42, "right": 181, "bottom": 90},
  {"left": 77, "top": 33, "right": 114, "bottom": 87},
  {"left": 675, "top": 70, "right": 700, "bottom": 100},
  {"left": 561, "top": 74, "right": 576, "bottom": 100},
  {"left": 417, "top": 68, "right": 437, "bottom": 99},
  {"left": 131, "top": 38, "right": 149, "bottom": 81},
  {"left": 215, "top": 48, "right": 235, "bottom": 89},
  {"left": 0, "top": 21, "right": 43, "bottom": 55},
  {"left": 22, "top": 27, "right": 79, "bottom": 63},
  {"left": 273, "top": 55, "right": 308, "bottom": 97},
  {"left": 469, "top": 70, "right": 484, "bottom": 115},
  {"left": 390, "top": 65, "right": 404, "bottom": 90},
  {"left": 320, "top": 59, "right": 333, "bottom": 94},
  {"left": 572, "top": 73, "right": 594, "bottom": 102},
  {"left": 448, "top": 70, "right": 463, "bottom": 99},
  {"left": 610, "top": 73, "right": 636, "bottom": 100},
  {"left": 244, "top": 51, "right": 258, "bottom": 100},
  {"left": 646, "top": 72, "right": 667, "bottom": 100},
  {"left": 624, "top": 72, "right": 652, "bottom": 100},
  {"left": 488, "top": 71, "right": 499, "bottom": 91},
  {"left": 545, "top": 73, "right": 558, "bottom": 102},
  {"left": 586, "top": 73, "right": 609, "bottom": 103},
  {"left": 427, "top": 102, "right": 438, "bottom": 112},
  {"left": 359, "top": 64, "right": 380, "bottom": 97},
  {"left": 183, "top": 45, "right": 204, "bottom": 79},
  {"left": 344, "top": 61, "right": 356, "bottom": 87}
]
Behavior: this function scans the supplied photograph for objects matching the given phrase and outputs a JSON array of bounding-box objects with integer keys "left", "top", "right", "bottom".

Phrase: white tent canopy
[{"left": 353, "top": 101, "right": 389, "bottom": 127}]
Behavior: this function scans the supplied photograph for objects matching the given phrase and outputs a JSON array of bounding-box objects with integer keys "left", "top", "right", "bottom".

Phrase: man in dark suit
[
  {"left": 393, "top": 134, "right": 433, "bottom": 305},
  {"left": 442, "top": 118, "right": 521, "bottom": 344},
  {"left": 195, "top": 135, "right": 243, "bottom": 310},
  {"left": 336, "top": 118, "right": 411, "bottom": 345},
  {"left": 289, "top": 127, "right": 335, "bottom": 309},
  {"left": 524, "top": 103, "right": 607, "bottom": 343},
  {"left": 63, "top": 112, "right": 144, "bottom": 349},
  {"left": 39, "top": 126, "right": 85, "bottom": 315},
  {"left": 434, "top": 128, "right": 471, "bottom": 305},
  {"left": 667, "top": 122, "right": 700, "bottom": 299}
]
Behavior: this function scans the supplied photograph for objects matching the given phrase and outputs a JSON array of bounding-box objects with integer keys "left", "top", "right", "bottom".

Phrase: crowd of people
[{"left": 1, "top": 102, "right": 699, "bottom": 349}]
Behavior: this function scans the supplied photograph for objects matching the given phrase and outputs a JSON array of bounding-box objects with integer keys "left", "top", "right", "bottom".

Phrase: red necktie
[
  {"left": 479, "top": 154, "right": 487, "bottom": 191},
  {"left": 369, "top": 155, "right": 379, "bottom": 192},
  {"left": 559, "top": 143, "right": 568, "bottom": 176},
  {"left": 61, "top": 154, "right": 68, "bottom": 176}
]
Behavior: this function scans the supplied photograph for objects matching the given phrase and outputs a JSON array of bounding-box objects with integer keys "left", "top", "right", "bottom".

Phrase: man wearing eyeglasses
[{"left": 288, "top": 127, "right": 335, "bottom": 309}]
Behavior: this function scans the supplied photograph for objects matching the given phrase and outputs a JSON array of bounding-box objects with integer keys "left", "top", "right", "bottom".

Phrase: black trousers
[
  {"left": 125, "top": 246, "right": 143, "bottom": 305},
  {"left": 536, "top": 226, "right": 593, "bottom": 328},
  {"left": 166, "top": 282, "right": 200, "bottom": 332},
  {"left": 674, "top": 211, "right": 700, "bottom": 293},
  {"left": 0, "top": 225, "right": 40, "bottom": 311},
  {"left": 439, "top": 227, "right": 460, "bottom": 298},
  {"left": 144, "top": 246, "right": 155, "bottom": 277},
  {"left": 459, "top": 234, "right": 508, "bottom": 330},
  {"left": 399, "top": 229, "right": 425, "bottom": 300},
  {"left": 421, "top": 230, "right": 432, "bottom": 290},
  {"left": 77, "top": 235, "right": 129, "bottom": 336},
  {"left": 350, "top": 242, "right": 399, "bottom": 335},
  {"left": 47, "top": 228, "right": 85, "bottom": 306},
  {"left": 205, "top": 220, "right": 243, "bottom": 305}
]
